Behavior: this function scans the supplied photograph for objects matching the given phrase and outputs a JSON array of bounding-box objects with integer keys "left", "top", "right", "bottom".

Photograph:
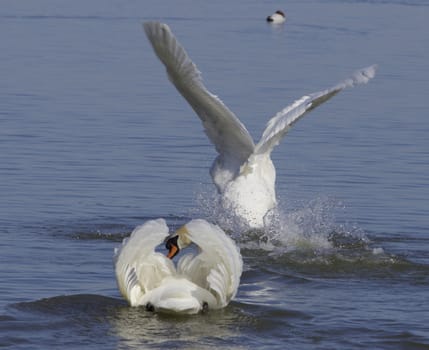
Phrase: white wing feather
[
  {"left": 143, "top": 22, "right": 255, "bottom": 163},
  {"left": 255, "top": 65, "right": 377, "bottom": 155},
  {"left": 114, "top": 219, "right": 175, "bottom": 306},
  {"left": 177, "top": 219, "right": 243, "bottom": 307}
]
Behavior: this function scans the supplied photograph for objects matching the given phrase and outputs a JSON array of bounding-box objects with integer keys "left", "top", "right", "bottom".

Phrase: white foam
[
  {"left": 193, "top": 188, "right": 340, "bottom": 252},
  {"left": 372, "top": 247, "right": 385, "bottom": 255}
]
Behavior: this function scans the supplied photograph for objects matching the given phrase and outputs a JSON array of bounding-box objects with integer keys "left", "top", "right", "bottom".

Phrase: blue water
[{"left": 1, "top": 0, "right": 428, "bottom": 349}]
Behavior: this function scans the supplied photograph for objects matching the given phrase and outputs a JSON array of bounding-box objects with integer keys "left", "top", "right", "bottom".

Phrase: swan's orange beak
[
  {"left": 165, "top": 235, "right": 179, "bottom": 259},
  {"left": 167, "top": 244, "right": 178, "bottom": 259}
]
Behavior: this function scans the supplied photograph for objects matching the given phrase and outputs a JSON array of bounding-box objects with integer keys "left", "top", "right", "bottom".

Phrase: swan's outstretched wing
[
  {"left": 143, "top": 22, "right": 255, "bottom": 163},
  {"left": 255, "top": 65, "right": 377, "bottom": 155},
  {"left": 177, "top": 219, "right": 243, "bottom": 308},
  {"left": 114, "top": 219, "right": 175, "bottom": 306}
]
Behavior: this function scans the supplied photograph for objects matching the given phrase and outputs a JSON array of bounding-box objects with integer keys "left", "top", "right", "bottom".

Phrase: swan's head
[{"left": 165, "top": 225, "right": 192, "bottom": 259}]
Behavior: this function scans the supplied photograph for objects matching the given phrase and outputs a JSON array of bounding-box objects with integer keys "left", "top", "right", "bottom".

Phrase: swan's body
[
  {"left": 114, "top": 219, "right": 242, "bottom": 314},
  {"left": 267, "top": 10, "right": 286, "bottom": 24},
  {"left": 143, "top": 22, "right": 376, "bottom": 228}
]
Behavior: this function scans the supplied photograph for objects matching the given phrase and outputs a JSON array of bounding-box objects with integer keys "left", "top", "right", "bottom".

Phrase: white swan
[
  {"left": 114, "top": 218, "right": 242, "bottom": 314},
  {"left": 266, "top": 10, "right": 286, "bottom": 24},
  {"left": 143, "top": 22, "right": 376, "bottom": 228}
]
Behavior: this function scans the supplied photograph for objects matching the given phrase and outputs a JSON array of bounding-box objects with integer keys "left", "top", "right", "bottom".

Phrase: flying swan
[
  {"left": 114, "top": 218, "right": 243, "bottom": 314},
  {"left": 143, "top": 22, "right": 377, "bottom": 228}
]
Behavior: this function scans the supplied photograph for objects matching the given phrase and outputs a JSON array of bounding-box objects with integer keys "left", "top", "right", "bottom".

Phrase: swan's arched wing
[
  {"left": 177, "top": 219, "right": 243, "bottom": 307},
  {"left": 143, "top": 22, "right": 255, "bottom": 163},
  {"left": 114, "top": 219, "right": 175, "bottom": 306},
  {"left": 255, "top": 65, "right": 377, "bottom": 155}
]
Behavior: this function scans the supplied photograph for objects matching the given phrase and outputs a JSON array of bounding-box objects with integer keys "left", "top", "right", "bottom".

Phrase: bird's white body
[
  {"left": 221, "top": 154, "right": 276, "bottom": 227},
  {"left": 143, "top": 22, "right": 376, "bottom": 229},
  {"left": 114, "top": 219, "right": 242, "bottom": 314}
]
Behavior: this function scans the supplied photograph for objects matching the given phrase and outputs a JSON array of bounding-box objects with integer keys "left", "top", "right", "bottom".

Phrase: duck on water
[{"left": 266, "top": 10, "right": 286, "bottom": 24}]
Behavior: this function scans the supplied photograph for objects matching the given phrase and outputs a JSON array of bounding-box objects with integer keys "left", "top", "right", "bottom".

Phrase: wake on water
[
  {"left": 191, "top": 187, "right": 402, "bottom": 269},
  {"left": 46, "top": 185, "right": 412, "bottom": 274}
]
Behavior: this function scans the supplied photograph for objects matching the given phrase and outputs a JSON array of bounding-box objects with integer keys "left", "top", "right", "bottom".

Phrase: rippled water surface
[{"left": 1, "top": 0, "right": 428, "bottom": 349}]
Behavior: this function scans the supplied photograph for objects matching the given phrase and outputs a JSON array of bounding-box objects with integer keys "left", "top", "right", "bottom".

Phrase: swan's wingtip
[
  {"left": 355, "top": 64, "right": 378, "bottom": 83},
  {"left": 341, "top": 64, "right": 378, "bottom": 89},
  {"left": 143, "top": 21, "right": 171, "bottom": 36},
  {"left": 360, "top": 64, "right": 378, "bottom": 80}
]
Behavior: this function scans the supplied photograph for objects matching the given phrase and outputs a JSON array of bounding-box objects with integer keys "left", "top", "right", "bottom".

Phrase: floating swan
[
  {"left": 266, "top": 10, "right": 286, "bottom": 24},
  {"left": 114, "top": 218, "right": 242, "bottom": 314},
  {"left": 143, "top": 22, "right": 376, "bottom": 228}
]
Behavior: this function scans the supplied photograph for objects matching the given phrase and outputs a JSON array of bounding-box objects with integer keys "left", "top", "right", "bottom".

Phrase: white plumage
[
  {"left": 143, "top": 22, "right": 377, "bottom": 228},
  {"left": 114, "top": 219, "right": 243, "bottom": 314}
]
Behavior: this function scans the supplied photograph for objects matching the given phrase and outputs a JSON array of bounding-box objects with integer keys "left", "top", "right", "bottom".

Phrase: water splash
[
  {"left": 190, "top": 185, "right": 246, "bottom": 234},
  {"left": 263, "top": 197, "right": 340, "bottom": 251},
  {"left": 190, "top": 187, "right": 400, "bottom": 268},
  {"left": 192, "top": 187, "right": 345, "bottom": 249}
]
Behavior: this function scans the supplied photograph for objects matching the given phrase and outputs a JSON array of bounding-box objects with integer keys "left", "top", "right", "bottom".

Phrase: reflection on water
[
  {"left": 109, "top": 305, "right": 249, "bottom": 349},
  {"left": 10, "top": 294, "right": 259, "bottom": 349},
  {"left": 8, "top": 291, "right": 321, "bottom": 349}
]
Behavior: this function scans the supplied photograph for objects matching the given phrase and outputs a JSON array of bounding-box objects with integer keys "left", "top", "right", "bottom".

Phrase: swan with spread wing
[
  {"left": 143, "top": 22, "right": 377, "bottom": 228},
  {"left": 114, "top": 219, "right": 242, "bottom": 314}
]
